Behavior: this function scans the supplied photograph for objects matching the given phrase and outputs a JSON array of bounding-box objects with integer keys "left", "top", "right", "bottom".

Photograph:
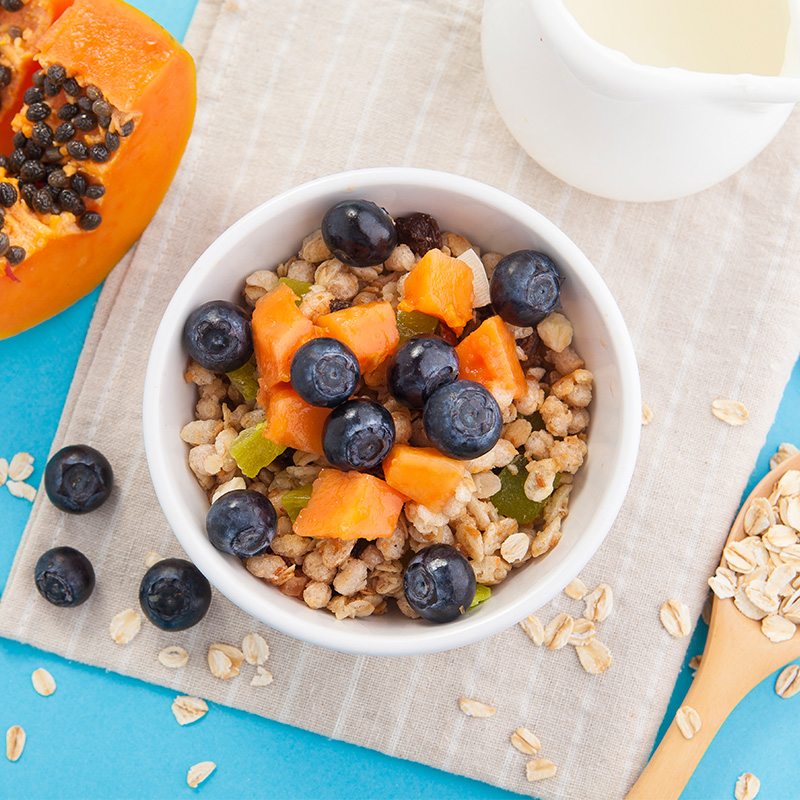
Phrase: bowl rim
[{"left": 143, "top": 166, "right": 641, "bottom": 656}]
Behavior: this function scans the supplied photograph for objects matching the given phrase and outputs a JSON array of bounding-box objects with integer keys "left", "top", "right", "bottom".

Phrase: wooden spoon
[{"left": 626, "top": 451, "right": 800, "bottom": 800}]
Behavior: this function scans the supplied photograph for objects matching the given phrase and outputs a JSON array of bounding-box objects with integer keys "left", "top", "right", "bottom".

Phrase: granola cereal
[{"left": 181, "top": 210, "right": 593, "bottom": 622}]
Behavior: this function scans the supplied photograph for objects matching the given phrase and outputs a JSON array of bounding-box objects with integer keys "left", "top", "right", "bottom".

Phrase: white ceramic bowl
[{"left": 143, "top": 167, "right": 641, "bottom": 657}]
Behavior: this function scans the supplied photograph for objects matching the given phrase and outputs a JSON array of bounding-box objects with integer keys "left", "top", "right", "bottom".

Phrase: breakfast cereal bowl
[{"left": 142, "top": 167, "right": 641, "bottom": 656}]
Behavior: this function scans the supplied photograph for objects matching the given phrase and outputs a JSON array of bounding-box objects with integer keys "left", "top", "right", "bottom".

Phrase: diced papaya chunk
[
  {"left": 382, "top": 444, "right": 465, "bottom": 513},
  {"left": 316, "top": 301, "right": 399, "bottom": 374},
  {"left": 397, "top": 248, "right": 474, "bottom": 335},
  {"left": 294, "top": 468, "right": 405, "bottom": 540},
  {"left": 455, "top": 315, "right": 527, "bottom": 401},
  {"left": 252, "top": 283, "right": 316, "bottom": 393},
  {"left": 261, "top": 383, "right": 331, "bottom": 456}
]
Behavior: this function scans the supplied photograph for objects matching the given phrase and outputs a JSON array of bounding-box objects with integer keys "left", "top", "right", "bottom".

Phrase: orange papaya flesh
[
  {"left": 397, "top": 248, "right": 474, "bottom": 335},
  {"left": 261, "top": 383, "right": 331, "bottom": 457},
  {"left": 0, "top": 0, "right": 75, "bottom": 154},
  {"left": 315, "top": 301, "right": 399, "bottom": 374},
  {"left": 252, "top": 282, "right": 317, "bottom": 393},
  {"left": 455, "top": 314, "right": 527, "bottom": 401},
  {"left": 294, "top": 468, "right": 406, "bottom": 541},
  {"left": 382, "top": 444, "right": 465, "bottom": 514},
  {"left": 0, "top": 0, "right": 196, "bottom": 338}
]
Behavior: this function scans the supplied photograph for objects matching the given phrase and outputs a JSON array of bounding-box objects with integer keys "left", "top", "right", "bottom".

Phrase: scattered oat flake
[
  {"left": 187, "top": 761, "right": 216, "bottom": 788},
  {"left": 734, "top": 772, "right": 761, "bottom": 800},
  {"left": 711, "top": 398, "right": 749, "bottom": 426},
  {"left": 6, "top": 725, "right": 25, "bottom": 762},
  {"left": 641, "top": 402, "right": 653, "bottom": 426},
  {"left": 501, "top": 532, "right": 530, "bottom": 563},
  {"left": 8, "top": 452, "right": 34, "bottom": 481},
  {"left": 458, "top": 697, "right": 496, "bottom": 718},
  {"left": 526, "top": 758, "right": 557, "bottom": 781},
  {"left": 761, "top": 614, "right": 795, "bottom": 643},
  {"left": 564, "top": 577, "right": 587, "bottom": 600},
  {"left": 770, "top": 443, "right": 799, "bottom": 470},
  {"left": 660, "top": 599, "right": 691, "bottom": 638},
  {"left": 569, "top": 617, "right": 596, "bottom": 646},
  {"left": 777, "top": 469, "right": 800, "bottom": 498},
  {"left": 31, "top": 668, "right": 56, "bottom": 696},
  {"left": 242, "top": 632, "right": 270, "bottom": 665},
  {"left": 6, "top": 480, "right": 36, "bottom": 501},
  {"left": 675, "top": 705, "right": 701, "bottom": 739},
  {"left": 172, "top": 695, "right": 208, "bottom": 726},
  {"left": 250, "top": 666, "right": 274, "bottom": 686},
  {"left": 510, "top": 727, "right": 541, "bottom": 755},
  {"left": 208, "top": 643, "right": 244, "bottom": 680},
  {"left": 688, "top": 655, "right": 702, "bottom": 673},
  {"left": 519, "top": 613, "right": 545, "bottom": 646},
  {"left": 775, "top": 664, "right": 800, "bottom": 698},
  {"left": 145, "top": 551, "right": 163, "bottom": 569},
  {"left": 158, "top": 645, "right": 188, "bottom": 669},
  {"left": 583, "top": 583, "right": 613, "bottom": 622},
  {"left": 576, "top": 638, "right": 612, "bottom": 674},
  {"left": 109, "top": 608, "right": 142, "bottom": 644},
  {"left": 0, "top": 457, "right": 7, "bottom": 487},
  {"left": 543, "top": 613, "right": 574, "bottom": 650}
]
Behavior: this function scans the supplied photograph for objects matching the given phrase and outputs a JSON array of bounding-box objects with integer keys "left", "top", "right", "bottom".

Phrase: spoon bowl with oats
[{"left": 627, "top": 451, "right": 800, "bottom": 800}]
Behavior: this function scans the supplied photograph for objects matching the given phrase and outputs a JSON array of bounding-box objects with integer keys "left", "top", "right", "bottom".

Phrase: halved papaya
[
  {"left": 455, "top": 314, "right": 527, "bottom": 401},
  {"left": 0, "top": 0, "right": 195, "bottom": 338},
  {"left": 294, "top": 468, "right": 406, "bottom": 541},
  {"left": 315, "top": 301, "right": 399, "bottom": 374},
  {"left": 382, "top": 444, "right": 465, "bottom": 513},
  {"left": 252, "top": 282, "right": 317, "bottom": 392},
  {"left": 397, "top": 248, "right": 474, "bottom": 335},
  {"left": 0, "top": 0, "right": 75, "bottom": 153},
  {"left": 261, "top": 383, "right": 331, "bottom": 457}
]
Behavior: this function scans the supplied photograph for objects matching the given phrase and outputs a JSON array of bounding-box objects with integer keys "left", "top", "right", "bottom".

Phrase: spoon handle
[{"left": 624, "top": 610, "right": 764, "bottom": 800}]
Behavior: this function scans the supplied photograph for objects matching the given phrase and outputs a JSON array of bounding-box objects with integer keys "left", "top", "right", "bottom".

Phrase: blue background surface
[{"left": 1, "top": 3, "right": 799, "bottom": 798}]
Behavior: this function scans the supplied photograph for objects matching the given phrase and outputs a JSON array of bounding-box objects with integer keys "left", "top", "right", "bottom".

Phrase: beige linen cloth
[{"left": 2, "top": 1, "right": 800, "bottom": 797}]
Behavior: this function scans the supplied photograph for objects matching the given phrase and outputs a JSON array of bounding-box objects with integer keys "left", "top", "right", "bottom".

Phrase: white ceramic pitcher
[{"left": 482, "top": 0, "right": 800, "bottom": 201}]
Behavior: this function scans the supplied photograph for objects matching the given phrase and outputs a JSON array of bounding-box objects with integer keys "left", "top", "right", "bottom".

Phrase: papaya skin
[
  {"left": 0, "top": 0, "right": 196, "bottom": 339},
  {"left": 294, "top": 468, "right": 406, "bottom": 541}
]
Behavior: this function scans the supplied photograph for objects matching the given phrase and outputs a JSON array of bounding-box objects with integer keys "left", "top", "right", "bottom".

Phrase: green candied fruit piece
[
  {"left": 282, "top": 483, "right": 314, "bottom": 522},
  {"left": 489, "top": 456, "right": 560, "bottom": 525},
  {"left": 469, "top": 584, "right": 491, "bottom": 610},
  {"left": 226, "top": 361, "right": 259, "bottom": 402},
  {"left": 278, "top": 277, "right": 313, "bottom": 301},
  {"left": 396, "top": 309, "right": 440, "bottom": 342},
  {"left": 229, "top": 421, "right": 286, "bottom": 478}
]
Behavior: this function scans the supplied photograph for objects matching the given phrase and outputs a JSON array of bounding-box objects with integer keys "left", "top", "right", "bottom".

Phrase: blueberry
[
  {"left": 423, "top": 380, "right": 502, "bottom": 460},
  {"left": 489, "top": 250, "right": 563, "bottom": 327},
  {"left": 386, "top": 334, "right": 459, "bottom": 408},
  {"left": 290, "top": 337, "right": 360, "bottom": 407},
  {"left": 139, "top": 558, "right": 211, "bottom": 631},
  {"left": 321, "top": 199, "right": 397, "bottom": 268},
  {"left": 322, "top": 398, "right": 395, "bottom": 470},
  {"left": 34, "top": 546, "right": 95, "bottom": 607},
  {"left": 183, "top": 300, "right": 253, "bottom": 373},
  {"left": 403, "top": 544, "right": 476, "bottom": 622},
  {"left": 44, "top": 444, "right": 113, "bottom": 514},
  {"left": 206, "top": 489, "right": 277, "bottom": 559}
]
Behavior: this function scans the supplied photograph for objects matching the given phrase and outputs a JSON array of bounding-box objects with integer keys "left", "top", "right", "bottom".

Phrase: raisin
[{"left": 394, "top": 212, "right": 443, "bottom": 257}]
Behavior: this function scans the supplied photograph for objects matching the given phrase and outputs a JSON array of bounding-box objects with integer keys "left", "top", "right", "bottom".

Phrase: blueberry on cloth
[
  {"left": 44, "top": 444, "right": 113, "bottom": 514},
  {"left": 139, "top": 558, "right": 211, "bottom": 631},
  {"left": 34, "top": 546, "right": 95, "bottom": 607}
]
